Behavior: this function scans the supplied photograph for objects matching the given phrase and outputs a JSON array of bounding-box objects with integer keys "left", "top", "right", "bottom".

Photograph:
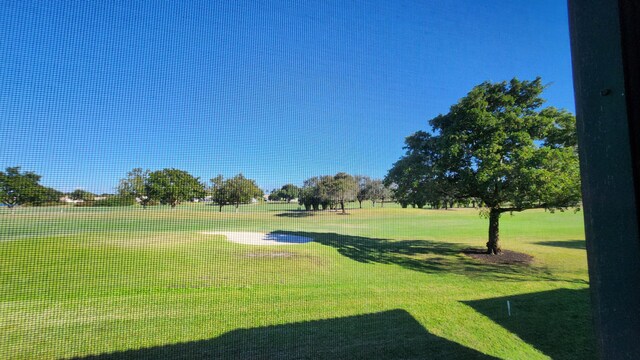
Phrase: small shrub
[{"left": 92, "top": 196, "right": 137, "bottom": 207}]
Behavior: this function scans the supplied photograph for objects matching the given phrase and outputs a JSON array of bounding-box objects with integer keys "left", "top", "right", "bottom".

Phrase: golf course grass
[{"left": 0, "top": 203, "right": 595, "bottom": 359}]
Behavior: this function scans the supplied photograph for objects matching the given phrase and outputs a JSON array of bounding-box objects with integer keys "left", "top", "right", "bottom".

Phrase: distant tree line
[
  {"left": 297, "top": 173, "right": 391, "bottom": 213},
  {"left": 118, "top": 168, "right": 263, "bottom": 211},
  {"left": 0, "top": 166, "right": 266, "bottom": 211}
]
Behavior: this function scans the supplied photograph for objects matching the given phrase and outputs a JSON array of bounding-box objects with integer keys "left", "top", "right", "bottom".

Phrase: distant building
[{"left": 59, "top": 196, "right": 83, "bottom": 204}]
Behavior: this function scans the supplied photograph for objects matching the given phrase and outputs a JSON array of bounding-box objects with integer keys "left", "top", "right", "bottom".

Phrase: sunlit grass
[{"left": 0, "top": 203, "right": 593, "bottom": 359}]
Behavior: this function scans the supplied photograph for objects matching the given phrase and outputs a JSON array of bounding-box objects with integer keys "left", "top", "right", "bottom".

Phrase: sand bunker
[{"left": 200, "top": 231, "right": 313, "bottom": 246}]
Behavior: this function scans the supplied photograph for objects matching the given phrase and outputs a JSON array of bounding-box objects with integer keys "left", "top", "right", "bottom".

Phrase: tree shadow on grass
[
  {"left": 67, "top": 310, "right": 497, "bottom": 360},
  {"left": 276, "top": 231, "right": 585, "bottom": 283},
  {"left": 533, "top": 240, "right": 586, "bottom": 250},
  {"left": 275, "top": 211, "right": 316, "bottom": 218},
  {"left": 463, "top": 288, "right": 596, "bottom": 360}
]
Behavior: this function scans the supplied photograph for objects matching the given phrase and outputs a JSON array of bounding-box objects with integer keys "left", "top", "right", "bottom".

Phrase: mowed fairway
[{"left": 0, "top": 203, "right": 594, "bottom": 359}]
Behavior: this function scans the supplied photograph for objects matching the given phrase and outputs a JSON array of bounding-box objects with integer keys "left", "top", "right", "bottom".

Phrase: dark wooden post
[{"left": 568, "top": 0, "right": 640, "bottom": 358}]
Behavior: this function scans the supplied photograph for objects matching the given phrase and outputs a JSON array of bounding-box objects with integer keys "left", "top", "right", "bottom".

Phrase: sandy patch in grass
[
  {"left": 200, "top": 231, "right": 313, "bottom": 246},
  {"left": 245, "top": 251, "right": 296, "bottom": 258}
]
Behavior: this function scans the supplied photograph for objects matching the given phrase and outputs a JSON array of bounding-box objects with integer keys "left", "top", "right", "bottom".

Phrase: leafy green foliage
[
  {"left": 118, "top": 168, "right": 151, "bottom": 207},
  {"left": 299, "top": 173, "right": 359, "bottom": 213},
  {"left": 385, "top": 132, "right": 445, "bottom": 208},
  {"left": 389, "top": 78, "right": 581, "bottom": 253},
  {"left": 268, "top": 184, "right": 300, "bottom": 202},
  {"left": 210, "top": 174, "right": 263, "bottom": 211},
  {"left": 224, "top": 174, "right": 263, "bottom": 209},
  {"left": 91, "top": 195, "right": 137, "bottom": 207},
  {"left": 366, "top": 179, "right": 391, "bottom": 207},
  {"left": 0, "top": 167, "right": 61, "bottom": 208},
  {"left": 429, "top": 78, "right": 581, "bottom": 211},
  {"left": 69, "top": 189, "right": 95, "bottom": 202},
  {"left": 298, "top": 178, "right": 319, "bottom": 210},
  {"left": 331, "top": 172, "right": 358, "bottom": 213},
  {"left": 146, "top": 169, "right": 205, "bottom": 208},
  {"left": 355, "top": 176, "right": 372, "bottom": 208},
  {"left": 210, "top": 175, "right": 230, "bottom": 211}
]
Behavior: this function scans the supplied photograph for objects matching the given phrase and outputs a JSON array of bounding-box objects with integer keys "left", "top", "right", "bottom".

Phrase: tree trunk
[
  {"left": 219, "top": 204, "right": 223, "bottom": 212},
  {"left": 358, "top": 200, "right": 362, "bottom": 208},
  {"left": 341, "top": 201, "right": 346, "bottom": 213},
  {"left": 486, "top": 208, "right": 502, "bottom": 254}
]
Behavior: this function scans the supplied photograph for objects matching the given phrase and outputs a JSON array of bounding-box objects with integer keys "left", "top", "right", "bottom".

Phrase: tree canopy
[
  {"left": 0, "top": 167, "right": 61, "bottom": 208},
  {"left": 146, "top": 169, "right": 205, "bottom": 208},
  {"left": 268, "top": 184, "right": 300, "bottom": 202},
  {"left": 385, "top": 131, "right": 444, "bottom": 209},
  {"left": 210, "top": 174, "right": 263, "bottom": 212},
  {"left": 118, "top": 168, "right": 151, "bottom": 208},
  {"left": 225, "top": 174, "right": 263, "bottom": 210},
  {"left": 299, "top": 173, "right": 359, "bottom": 213},
  {"left": 355, "top": 176, "right": 371, "bottom": 208},
  {"left": 387, "top": 78, "right": 581, "bottom": 254},
  {"left": 366, "top": 179, "right": 391, "bottom": 207},
  {"left": 69, "top": 189, "right": 95, "bottom": 202},
  {"left": 331, "top": 173, "right": 358, "bottom": 213}
]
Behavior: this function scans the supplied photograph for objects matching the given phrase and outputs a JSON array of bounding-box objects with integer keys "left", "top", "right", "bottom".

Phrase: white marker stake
[{"left": 507, "top": 300, "right": 511, "bottom": 316}]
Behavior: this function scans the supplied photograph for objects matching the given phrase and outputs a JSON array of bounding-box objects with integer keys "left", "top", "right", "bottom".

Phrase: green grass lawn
[{"left": 0, "top": 203, "right": 594, "bottom": 359}]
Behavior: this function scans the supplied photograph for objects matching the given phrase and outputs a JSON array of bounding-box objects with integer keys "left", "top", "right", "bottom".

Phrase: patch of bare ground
[
  {"left": 462, "top": 248, "right": 534, "bottom": 265},
  {"left": 245, "top": 251, "right": 296, "bottom": 258}
]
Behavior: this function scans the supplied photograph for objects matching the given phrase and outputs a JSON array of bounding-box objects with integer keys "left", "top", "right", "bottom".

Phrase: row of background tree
[
  {"left": 296, "top": 174, "right": 390, "bottom": 213},
  {"left": 2, "top": 165, "right": 522, "bottom": 212},
  {"left": 0, "top": 167, "right": 260, "bottom": 211},
  {"left": 118, "top": 168, "right": 262, "bottom": 211}
]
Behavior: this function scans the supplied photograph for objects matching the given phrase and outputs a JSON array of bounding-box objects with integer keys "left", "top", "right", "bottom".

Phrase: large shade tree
[
  {"left": 118, "top": 168, "right": 152, "bottom": 208},
  {"left": 224, "top": 174, "right": 263, "bottom": 211},
  {"left": 0, "top": 167, "right": 61, "bottom": 209},
  {"left": 390, "top": 78, "right": 581, "bottom": 254},
  {"left": 146, "top": 168, "right": 205, "bottom": 208},
  {"left": 279, "top": 184, "right": 300, "bottom": 203},
  {"left": 269, "top": 184, "right": 300, "bottom": 203},
  {"left": 299, "top": 177, "right": 322, "bottom": 211},
  {"left": 210, "top": 175, "right": 230, "bottom": 212},
  {"left": 355, "top": 176, "right": 389, "bottom": 208},
  {"left": 366, "top": 179, "right": 390, "bottom": 207},
  {"left": 210, "top": 174, "right": 263, "bottom": 212},
  {"left": 299, "top": 173, "right": 358, "bottom": 213},
  {"left": 328, "top": 172, "right": 358, "bottom": 213}
]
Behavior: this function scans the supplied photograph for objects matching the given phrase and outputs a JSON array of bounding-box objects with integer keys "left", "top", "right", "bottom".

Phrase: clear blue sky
[{"left": 0, "top": 1, "right": 574, "bottom": 194}]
